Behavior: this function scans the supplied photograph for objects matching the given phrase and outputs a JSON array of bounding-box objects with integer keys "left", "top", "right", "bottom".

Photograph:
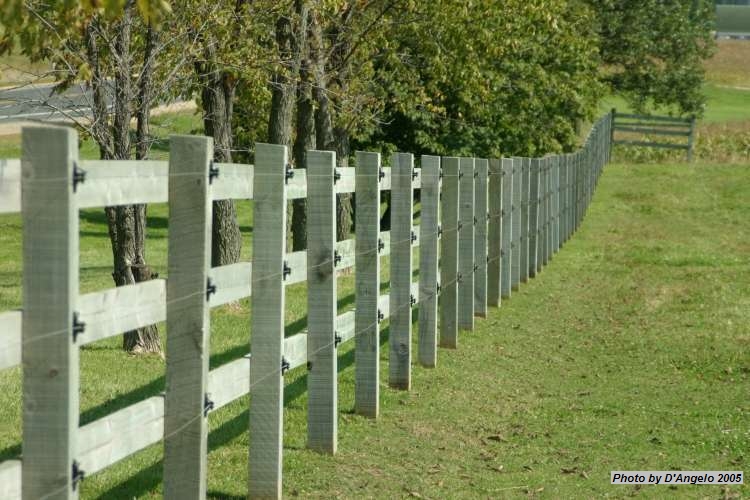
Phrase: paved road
[{"left": 0, "top": 82, "right": 112, "bottom": 122}]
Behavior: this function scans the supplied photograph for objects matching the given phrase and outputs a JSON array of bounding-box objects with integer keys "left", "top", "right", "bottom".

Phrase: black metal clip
[
  {"left": 285, "top": 164, "right": 294, "bottom": 185},
  {"left": 72, "top": 163, "right": 86, "bottom": 193},
  {"left": 411, "top": 169, "right": 418, "bottom": 181},
  {"left": 473, "top": 216, "right": 478, "bottom": 226},
  {"left": 379, "top": 167, "right": 385, "bottom": 182},
  {"left": 334, "top": 333, "right": 342, "bottom": 347},
  {"left": 283, "top": 261, "right": 292, "bottom": 280},
  {"left": 204, "top": 393, "right": 215, "bottom": 417},
  {"left": 458, "top": 171, "right": 464, "bottom": 180},
  {"left": 206, "top": 278, "right": 217, "bottom": 301},
  {"left": 474, "top": 170, "right": 479, "bottom": 179},
  {"left": 473, "top": 263, "right": 479, "bottom": 273},
  {"left": 72, "top": 312, "right": 85, "bottom": 343},
  {"left": 333, "top": 169, "right": 341, "bottom": 184},
  {"left": 457, "top": 272, "right": 463, "bottom": 283},
  {"left": 378, "top": 238, "right": 385, "bottom": 253},
  {"left": 458, "top": 221, "right": 463, "bottom": 231},
  {"left": 208, "top": 161, "right": 220, "bottom": 184},
  {"left": 306, "top": 361, "right": 312, "bottom": 371},
  {"left": 437, "top": 282, "right": 442, "bottom": 294},
  {"left": 437, "top": 225, "right": 443, "bottom": 238},
  {"left": 72, "top": 460, "right": 85, "bottom": 491},
  {"left": 377, "top": 309, "right": 384, "bottom": 323},
  {"left": 439, "top": 169, "right": 444, "bottom": 180},
  {"left": 410, "top": 231, "right": 417, "bottom": 243},
  {"left": 281, "top": 357, "right": 290, "bottom": 375},
  {"left": 410, "top": 295, "right": 416, "bottom": 307},
  {"left": 334, "top": 251, "right": 342, "bottom": 267}
]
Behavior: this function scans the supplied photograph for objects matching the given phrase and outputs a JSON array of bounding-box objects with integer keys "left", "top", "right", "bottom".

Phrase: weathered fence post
[
  {"left": 22, "top": 126, "right": 80, "bottom": 500},
  {"left": 249, "top": 143, "right": 288, "bottom": 499},
  {"left": 486, "top": 159, "right": 503, "bottom": 306},
  {"left": 562, "top": 155, "right": 569, "bottom": 244},
  {"left": 458, "top": 157, "right": 475, "bottom": 330},
  {"left": 500, "top": 158, "right": 513, "bottom": 298},
  {"left": 553, "top": 155, "right": 560, "bottom": 254},
  {"left": 355, "top": 152, "right": 381, "bottom": 417},
  {"left": 528, "top": 158, "right": 539, "bottom": 278},
  {"left": 307, "top": 150, "right": 337, "bottom": 453},
  {"left": 418, "top": 155, "right": 440, "bottom": 367},
  {"left": 520, "top": 158, "right": 530, "bottom": 283},
  {"left": 473, "top": 159, "right": 488, "bottom": 317},
  {"left": 536, "top": 159, "right": 543, "bottom": 271},
  {"left": 544, "top": 156, "right": 555, "bottom": 265},
  {"left": 537, "top": 158, "right": 549, "bottom": 272},
  {"left": 440, "top": 157, "right": 460, "bottom": 348},
  {"left": 510, "top": 157, "right": 522, "bottom": 290},
  {"left": 164, "top": 135, "right": 213, "bottom": 499},
  {"left": 609, "top": 108, "right": 616, "bottom": 162},
  {"left": 389, "top": 153, "right": 414, "bottom": 390}
]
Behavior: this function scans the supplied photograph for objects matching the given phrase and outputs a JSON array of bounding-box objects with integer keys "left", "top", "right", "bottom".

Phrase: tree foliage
[{"left": 586, "top": 0, "right": 715, "bottom": 116}]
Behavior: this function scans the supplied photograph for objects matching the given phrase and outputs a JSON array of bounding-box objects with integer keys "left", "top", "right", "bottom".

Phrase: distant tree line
[{"left": 0, "top": 0, "right": 715, "bottom": 354}]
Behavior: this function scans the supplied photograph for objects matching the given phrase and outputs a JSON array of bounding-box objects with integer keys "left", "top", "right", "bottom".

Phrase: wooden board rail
[
  {"left": 610, "top": 108, "right": 696, "bottom": 162},
  {"left": 0, "top": 114, "right": 613, "bottom": 499}
]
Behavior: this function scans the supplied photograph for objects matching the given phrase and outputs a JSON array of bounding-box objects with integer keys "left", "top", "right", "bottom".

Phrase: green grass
[
  {"left": 601, "top": 84, "right": 750, "bottom": 124},
  {"left": 0, "top": 162, "right": 748, "bottom": 498}
]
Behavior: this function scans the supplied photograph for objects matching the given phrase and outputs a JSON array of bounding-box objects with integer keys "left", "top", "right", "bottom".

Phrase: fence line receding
[{"left": 0, "top": 113, "right": 612, "bottom": 499}]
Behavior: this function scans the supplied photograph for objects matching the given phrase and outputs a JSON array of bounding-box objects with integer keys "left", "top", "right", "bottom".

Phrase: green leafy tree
[{"left": 587, "top": 0, "right": 716, "bottom": 116}]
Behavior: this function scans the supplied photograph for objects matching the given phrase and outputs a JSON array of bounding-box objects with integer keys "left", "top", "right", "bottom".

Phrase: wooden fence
[
  {"left": 0, "top": 113, "right": 612, "bottom": 499},
  {"left": 610, "top": 108, "right": 696, "bottom": 162}
]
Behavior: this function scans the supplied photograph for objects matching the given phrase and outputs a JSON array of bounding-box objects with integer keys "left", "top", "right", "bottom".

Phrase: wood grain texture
[
  {"left": 473, "top": 159, "right": 488, "bottom": 317},
  {"left": 208, "top": 262, "right": 252, "bottom": 307},
  {"left": 249, "top": 143, "right": 288, "bottom": 499},
  {"left": 439, "top": 157, "right": 459, "bottom": 348},
  {"left": 0, "top": 460, "right": 21, "bottom": 500},
  {"left": 486, "top": 159, "right": 502, "bottom": 307},
  {"left": 457, "top": 157, "right": 475, "bottom": 330},
  {"left": 389, "top": 153, "right": 414, "bottom": 390},
  {"left": 79, "top": 396, "right": 164, "bottom": 475},
  {"left": 77, "top": 280, "right": 166, "bottom": 346},
  {"left": 0, "top": 159, "right": 20, "bottom": 214},
  {"left": 511, "top": 157, "right": 522, "bottom": 290},
  {"left": 500, "top": 158, "right": 513, "bottom": 298},
  {"left": 0, "top": 311, "right": 21, "bottom": 370},
  {"left": 211, "top": 162, "right": 254, "bottom": 200},
  {"left": 306, "top": 150, "right": 338, "bottom": 454},
  {"left": 418, "top": 155, "right": 440, "bottom": 367},
  {"left": 76, "top": 160, "right": 167, "bottom": 208},
  {"left": 528, "top": 159, "right": 539, "bottom": 278},
  {"left": 164, "top": 135, "right": 213, "bottom": 500},
  {"left": 21, "top": 126, "right": 79, "bottom": 500},
  {"left": 354, "top": 151, "right": 381, "bottom": 417}
]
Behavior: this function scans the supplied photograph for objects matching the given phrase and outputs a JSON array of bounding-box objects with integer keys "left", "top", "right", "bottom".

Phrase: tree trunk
[
  {"left": 122, "top": 22, "right": 162, "bottom": 354},
  {"left": 291, "top": 1, "right": 313, "bottom": 251},
  {"left": 334, "top": 127, "right": 353, "bottom": 240},
  {"left": 200, "top": 65, "right": 242, "bottom": 266},
  {"left": 268, "top": 3, "right": 307, "bottom": 249},
  {"left": 104, "top": 1, "right": 162, "bottom": 355}
]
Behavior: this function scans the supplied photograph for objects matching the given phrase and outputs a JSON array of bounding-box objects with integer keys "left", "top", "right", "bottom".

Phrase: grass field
[
  {"left": 1, "top": 162, "right": 748, "bottom": 498},
  {"left": 0, "top": 36, "right": 748, "bottom": 500}
]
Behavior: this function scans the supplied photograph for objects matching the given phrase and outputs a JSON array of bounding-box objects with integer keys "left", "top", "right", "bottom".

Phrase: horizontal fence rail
[
  {"left": 610, "top": 108, "right": 696, "bottom": 162},
  {"left": 0, "top": 113, "right": 612, "bottom": 499}
]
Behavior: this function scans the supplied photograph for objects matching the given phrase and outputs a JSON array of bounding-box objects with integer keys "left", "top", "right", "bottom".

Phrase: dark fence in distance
[{"left": 610, "top": 108, "right": 696, "bottom": 162}]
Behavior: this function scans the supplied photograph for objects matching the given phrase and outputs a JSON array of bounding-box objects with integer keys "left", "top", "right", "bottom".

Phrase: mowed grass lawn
[{"left": 0, "top": 160, "right": 747, "bottom": 499}]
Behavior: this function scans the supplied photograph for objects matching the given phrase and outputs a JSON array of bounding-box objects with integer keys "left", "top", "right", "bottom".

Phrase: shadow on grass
[{"left": 95, "top": 324, "right": 398, "bottom": 499}]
